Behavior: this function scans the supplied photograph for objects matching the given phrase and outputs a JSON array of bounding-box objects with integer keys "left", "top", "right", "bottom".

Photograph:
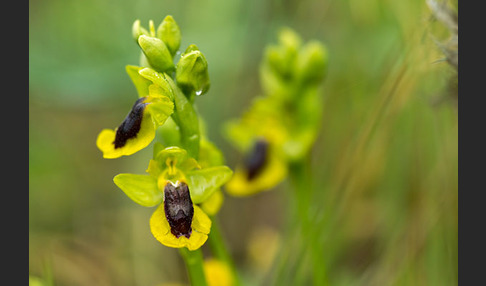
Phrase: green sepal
[
  {"left": 138, "top": 35, "right": 175, "bottom": 73},
  {"left": 157, "top": 15, "right": 181, "bottom": 57},
  {"left": 186, "top": 166, "right": 233, "bottom": 204},
  {"left": 175, "top": 49, "right": 210, "bottom": 97},
  {"left": 113, "top": 174, "right": 162, "bottom": 207},
  {"left": 126, "top": 65, "right": 152, "bottom": 98}
]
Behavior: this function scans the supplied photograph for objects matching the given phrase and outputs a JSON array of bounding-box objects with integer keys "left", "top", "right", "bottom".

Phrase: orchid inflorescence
[
  {"left": 224, "top": 27, "right": 328, "bottom": 196},
  {"left": 96, "top": 16, "right": 232, "bottom": 251}
]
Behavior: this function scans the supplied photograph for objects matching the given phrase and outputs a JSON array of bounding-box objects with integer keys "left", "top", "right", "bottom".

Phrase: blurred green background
[{"left": 29, "top": 0, "right": 457, "bottom": 285}]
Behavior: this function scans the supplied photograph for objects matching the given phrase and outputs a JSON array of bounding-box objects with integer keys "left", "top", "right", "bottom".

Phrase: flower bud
[
  {"left": 297, "top": 41, "right": 328, "bottom": 85},
  {"left": 176, "top": 49, "right": 210, "bottom": 96},
  {"left": 148, "top": 20, "right": 156, "bottom": 37},
  {"left": 278, "top": 27, "right": 301, "bottom": 53},
  {"left": 183, "top": 44, "right": 199, "bottom": 54},
  {"left": 132, "top": 19, "right": 149, "bottom": 44},
  {"left": 138, "top": 35, "right": 175, "bottom": 73},
  {"left": 157, "top": 15, "right": 181, "bottom": 57},
  {"left": 264, "top": 45, "right": 296, "bottom": 80},
  {"left": 263, "top": 28, "right": 301, "bottom": 80}
]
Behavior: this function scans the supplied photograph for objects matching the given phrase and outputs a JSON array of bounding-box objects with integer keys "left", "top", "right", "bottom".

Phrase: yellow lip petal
[
  {"left": 96, "top": 111, "right": 156, "bottom": 159},
  {"left": 203, "top": 258, "right": 234, "bottom": 286},
  {"left": 200, "top": 189, "right": 224, "bottom": 216},
  {"left": 149, "top": 204, "right": 211, "bottom": 250},
  {"left": 225, "top": 150, "right": 287, "bottom": 197}
]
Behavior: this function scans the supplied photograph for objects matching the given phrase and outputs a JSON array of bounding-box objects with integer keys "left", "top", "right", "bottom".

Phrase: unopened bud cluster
[{"left": 133, "top": 16, "right": 210, "bottom": 100}]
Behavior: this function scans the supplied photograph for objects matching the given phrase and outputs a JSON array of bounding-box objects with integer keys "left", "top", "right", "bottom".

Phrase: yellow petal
[
  {"left": 192, "top": 205, "right": 212, "bottom": 234},
  {"left": 96, "top": 111, "right": 156, "bottom": 159},
  {"left": 149, "top": 204, "right": 211, "bottom": 250},
  {"left": 203, "top": 258, "right": 234, "bottom": 286},
  {"left": 225, "top": 150, "right": 287, "bottom": 197},
  {"left": 200, "top": 189, "right": 224, "bottom": 216}
]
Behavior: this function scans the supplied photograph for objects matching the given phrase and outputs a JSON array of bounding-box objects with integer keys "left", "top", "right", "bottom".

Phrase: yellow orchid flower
[{"left": 113, "top": 146, "right": 233, "bottom": 250}]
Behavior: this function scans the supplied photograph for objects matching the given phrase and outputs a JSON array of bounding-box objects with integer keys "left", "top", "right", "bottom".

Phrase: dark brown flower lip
[
  {"left": 163, "top": 181, "right": 194, "bottom": 238},
  {"left": 245, "top": 138, "right": 269, "bottom": 180},
  {"left": 113, "top": 97, "right": 149, "bottom": 149}
]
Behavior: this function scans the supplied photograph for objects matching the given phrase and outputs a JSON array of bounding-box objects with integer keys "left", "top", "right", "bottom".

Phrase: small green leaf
[
  {"left": 113, "top": 174, "right": 162, "bottom": 207},
  {"left": 186, "top": 166, "right": 233, "bottom": 204},
  {"left": 138, "top": 35, "right": 175, "bottom": 73}
]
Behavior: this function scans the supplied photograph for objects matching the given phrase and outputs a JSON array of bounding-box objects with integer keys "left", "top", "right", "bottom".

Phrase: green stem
[
  {"left": 289, "top": 159, "right": 329, "bottom": 286},
  {"left": 208, "top": 216, "right": 242, "bottom": 286},
  {"left": 164, "top": 74, "right": 200, "bottom": 159},
  {"left": 179, "top": 248, "right": 208, "bottom": 286}
]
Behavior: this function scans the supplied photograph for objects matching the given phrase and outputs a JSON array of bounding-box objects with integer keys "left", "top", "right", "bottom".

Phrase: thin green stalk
[
  {"left": 289, "top": 159, "right": 329, "bottom": 286},
  {"left": 207, "top": 216, "right": 242, "bottom": 286},
  {"left": 179, "top": 248, "right": 208, "bottom": 286},
  {"left": 164, "top": 74, "right": 200, "bottom": 159}
]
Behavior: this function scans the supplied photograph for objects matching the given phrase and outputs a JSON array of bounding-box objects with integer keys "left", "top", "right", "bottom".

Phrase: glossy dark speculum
[
  {"left": 113, "top": 97, "right": 148, "bottom": 149},
  {"left": 245, "top": 139, "right": 269, "bottom": 180},
  {"left": 164, "top": 182, "right": 194, "bottom": 238}
]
